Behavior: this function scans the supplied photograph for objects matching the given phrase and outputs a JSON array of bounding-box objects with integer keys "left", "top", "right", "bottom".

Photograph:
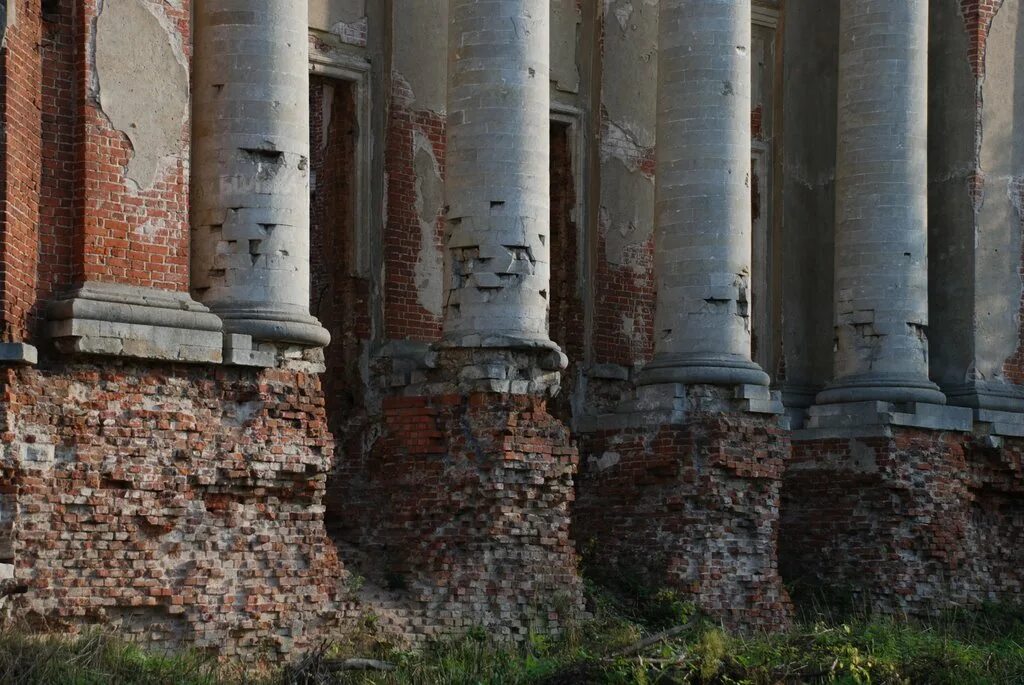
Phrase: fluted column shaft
[
  {"left": 817, "top": 0, "right": 944, "bottom": 405},
  {"left": 191, "top": 1, "right": 329, "bottom": 347},
  {"left": 442, "top": 0, "right": 554, "bottom": 349},
  {"left": 640, "top": 0, "right": 768, "bottom": 387}
]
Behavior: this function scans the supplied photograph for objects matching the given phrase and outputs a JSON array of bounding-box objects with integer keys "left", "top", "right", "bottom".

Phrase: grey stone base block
[
  {"left": 0, "top": 343, "right": 37, "bottom": 365},
  {"left": 48, "top": 282, "right": 223, "bottom": 364},
  {"left": 223, "top": 334, "right": 277, "bottom": 368},
  {"left": 795, "top": 400, "right": 973, "bottom": 440},
  {"left": 974, "top": 408, "right": 1024, "bottom": 438},
  {"left": 945, "top": 380, "right": 1024, "bottom": 414},
  {"left": 577, "top": 382, "right": 785, "bottom": 433},
  {"left": 778, "top": 384, "right": 820, "bottom": 430}
]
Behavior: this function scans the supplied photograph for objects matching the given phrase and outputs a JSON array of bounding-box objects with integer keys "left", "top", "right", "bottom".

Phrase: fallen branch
[
  {"left": 606, "top": 623, "right": 690, "bottom": 659},
  {"left": 326, "top": 658, "right": 396, "bottom": 672}
]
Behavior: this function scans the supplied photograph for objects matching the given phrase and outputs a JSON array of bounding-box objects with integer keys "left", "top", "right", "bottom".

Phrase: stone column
[
  {"left": 816, "top": 0, "right": 944, "bottom": 405},
  {"left": 442, "top": 0, "right": 554, "bottom": 350},
  {"left": 640, "top": 0, "right": 770, "bottom": 387},
  {"left": 191, "top": 1, "right": 329, "bottom": 349}
]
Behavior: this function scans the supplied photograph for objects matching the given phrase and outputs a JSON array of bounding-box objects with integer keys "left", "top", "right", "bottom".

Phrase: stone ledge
[
  {"left": 48, "top": 282, "right": 224, "bottom": 364},
  {"left": 576, "top": 382, "right": 785, "bottom": 433},
  {"left": 794, "top": 401, "right": 974, "bottom": 440},
  {"left": 974, "top": 408, "right": 1024, "bottom": 438},
  {"left": 945, "top": 380, "right": 1024, "bottom": 419},
  {"left": 0, "top": 343, "right": 37, "bottom": 365}
]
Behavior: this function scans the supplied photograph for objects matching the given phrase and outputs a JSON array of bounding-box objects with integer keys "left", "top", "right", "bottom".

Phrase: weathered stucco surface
[
  {"left": 393, "top": 0, "right": 448, "bottom": 114},
  {"left": 551, "top": 0, "right": 581, "bottom": 93},
  {"left": 602, "top": 0, "right": 658, "bottom": 149},
  {"left": 95, "top": 0, "right": 188, "bottom": 190},
  {"left": 976, "top": 0, "right": 1024, "bottom": 380},
  {"left": 601, "top": 157, "right": 653, "bottom": 267},
  {"left": 308, "top": 0, "right": 365, "bottom": 34},
  {"left": 413, "top": 131, "right": 444, "bottom": 317}
]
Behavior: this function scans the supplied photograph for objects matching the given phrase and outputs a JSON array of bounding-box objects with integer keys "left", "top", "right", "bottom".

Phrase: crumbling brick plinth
[
  {"left": 782, "top": 429, "right": 1024, "bottom": 615},
  {"left": 575, "top": 385, "right": 792, "bottom": 632},
  {"left": 337, "top": 376, "right": 584, "bottom": 642},
  {"left": 0, "top": 361, "right": 350, "bottom": 658}
]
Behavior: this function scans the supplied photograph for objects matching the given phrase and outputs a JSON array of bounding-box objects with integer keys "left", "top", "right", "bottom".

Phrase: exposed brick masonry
[
  {"left": 575, "top": 386, "right": 792, "bottom": 632},
  {"left": 959, "top": 0, "right": 1005, "bottom": 78},
  {"left": 782, "top": 429, "right": 1024, "bottom": 613},
  {"left": 309, "top": 76, "right": 372, "bottom": 438},
  {"left": 1, "top": 361, "right": 350, "bottom": 658},
  {"left": 0, "top": 0, "right": 43, "bottom": 341},
  {"left": 549, "top": 122, "right": 585, "bottom": 422},
  {"left": 383, "top": 74, "right": 446, "bottom": 343},
  {"left": 335, "top": 389, "right": 583, "bottom": 642}
]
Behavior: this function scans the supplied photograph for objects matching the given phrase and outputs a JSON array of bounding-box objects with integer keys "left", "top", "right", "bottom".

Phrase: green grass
[{"left": 0, "top": 587, "right": 1022, "bottom": 684}]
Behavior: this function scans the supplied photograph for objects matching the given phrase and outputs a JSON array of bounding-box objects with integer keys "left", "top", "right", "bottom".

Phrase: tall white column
[
  {"left": 442, "top": 0, "right": 554, "bottom": 350},
  {"left": 191, "top": 1, "right": 329, "bottom": 348},
  {"left": 640, "top": 0, "right": 769, "bottom": 387},
  {"left": 817, "top": 0, "right": 944, "bottom": 404}
]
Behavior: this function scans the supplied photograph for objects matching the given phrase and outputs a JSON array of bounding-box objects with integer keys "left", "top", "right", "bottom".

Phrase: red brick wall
[
  {"left": 549, "top": 123, "right": 583, "bottom": 365},
  {"left": 549, "top": 122, "right": 584, "bottom": 419},
  {"left": 593, "top": 119, "right": 656, "bottom": 368},
  {"left": 0, "top": 361, "right": 348, "bottom": 657},
  {"left": 74, "top": 0, "right": 190, "bottom": 291},
  {"left": 0, "top": 0, "right": 43, "bottom": 341},
  {"left": 37, "top": 2, "right": 77, "bottom": 313},
  {"left": 383, "top": 75, "right": 446, "bottom": 342},
  {"left": 959, "top": 0, "right": 1005, "bottom": 78},
  {"left": 309, "top": 76, "right": 371, "bottom": 437}
]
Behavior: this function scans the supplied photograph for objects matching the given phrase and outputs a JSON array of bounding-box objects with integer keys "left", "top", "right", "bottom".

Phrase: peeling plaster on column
[
  {"left": 443, "top": 0, "right": 554, "bottom": 348},
  {"left": 95, "top": 0, "right": 188, "bottom": 190},
  {"left": 413, "top": 131, "right": 445, "bottom": 318},
  {"left": 192, "top": 0, "right": 329, "bottom": 348},
  {"left": 600, "top": 118, "right": 654, "bottom": 171}
]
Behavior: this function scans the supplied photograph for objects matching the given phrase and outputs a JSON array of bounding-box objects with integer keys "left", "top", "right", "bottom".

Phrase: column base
[
  {"left": 637, "top": 354, "right": 771, "bottom": 387},
  {"left": 815, "top": 373, "right": 947, "bottom": 405},
  {"left": 214, "top": 307, "right": 331, "bottom": 349},
  {"left": 575, "top": 384, "right": 792, "bottom": 632},
  {"left": 48, "top": 282, "right": 224, "bottom": 364}
]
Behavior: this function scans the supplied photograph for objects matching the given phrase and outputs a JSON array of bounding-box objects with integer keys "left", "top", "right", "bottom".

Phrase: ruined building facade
[{"left": 0, "top": 0, "right": 1020, "bottom": 657}]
